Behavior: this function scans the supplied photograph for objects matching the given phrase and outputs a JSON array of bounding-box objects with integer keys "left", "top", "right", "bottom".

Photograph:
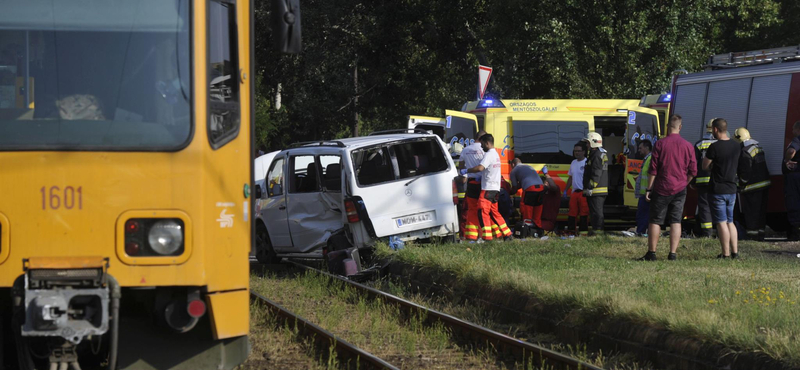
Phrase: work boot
[
  {"left": 504, "top": 236, "right": 514, "bottom": 242},
  {"left": 637, "top": 251, "right": 657, "bottom": 261},
  {"left": 667, "top": 252, "right": 677, "bottom": 261}
]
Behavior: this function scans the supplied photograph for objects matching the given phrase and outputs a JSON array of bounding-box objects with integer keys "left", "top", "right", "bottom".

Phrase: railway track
[
  {"left": 250, "top": 291, "right": 400, "bottom": 370},
  {"left": 272, "top": 260, "right": 604, "bottom": 370}
]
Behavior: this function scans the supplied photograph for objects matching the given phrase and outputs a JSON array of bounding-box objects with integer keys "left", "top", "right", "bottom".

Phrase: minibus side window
[
  {"left": 351, "top": 139, "right": 449, "bottom": 187},
  {"left": 266, "top": 158, "right": 285, "bottom": 197},
  {"left": 352, "top": 146, "right": 394, "bottom": 186},
  {"left": 391, "top": 140, "right": 449, "bottom": 179},
  {"left": 290, "top": 155, "right": 319, "bottom": 193},
  {"left": 319, "top": 155, "right": 342, "bottom": 192}
]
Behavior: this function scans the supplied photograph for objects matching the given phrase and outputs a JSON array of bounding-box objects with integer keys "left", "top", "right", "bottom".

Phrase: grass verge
[{"left": 377, "top": 237, "right": 800, "bottom": 367}]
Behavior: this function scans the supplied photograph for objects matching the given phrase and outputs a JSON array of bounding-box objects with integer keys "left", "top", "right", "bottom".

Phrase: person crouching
[{"left": 509, "top": 158, "right": 545, "bottom": 229}]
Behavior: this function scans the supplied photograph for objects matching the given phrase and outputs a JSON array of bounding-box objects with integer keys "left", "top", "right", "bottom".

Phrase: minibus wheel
[{"left": 256, "top": 223, "right": 281, "bottom": 264}]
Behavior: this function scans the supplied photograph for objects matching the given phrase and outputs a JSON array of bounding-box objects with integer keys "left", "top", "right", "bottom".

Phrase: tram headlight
[{"left": 147, "top": 220, "right": 184, "bottom": 255}]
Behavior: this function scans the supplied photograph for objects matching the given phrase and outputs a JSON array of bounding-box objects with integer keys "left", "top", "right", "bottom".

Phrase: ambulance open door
[
  {"left": 622, "top": 107, "right": 661, "bottom": 208},
  {"left": 407, "top": 115, "right": 446, "bottom": 137},
  {"left": 407, "top": 110, "right": 478, "bottom": 150}
]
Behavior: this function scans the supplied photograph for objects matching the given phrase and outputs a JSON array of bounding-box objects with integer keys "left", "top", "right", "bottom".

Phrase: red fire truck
[{"left": 667, "top": 46, "right": 800, "bottom": 233}]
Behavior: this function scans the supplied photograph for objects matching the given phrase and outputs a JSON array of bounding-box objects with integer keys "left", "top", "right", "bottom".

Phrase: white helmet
[
  {"left": 586, "top": 132, "right": 603, "bottom": 148},
  {"left": 734, "top": 127, "right": 751, "bottom": 143}
]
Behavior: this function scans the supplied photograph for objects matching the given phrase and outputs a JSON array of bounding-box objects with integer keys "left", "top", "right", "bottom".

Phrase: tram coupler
[{"left": 18, "top": 257, "right": 112, "bottom": 344}]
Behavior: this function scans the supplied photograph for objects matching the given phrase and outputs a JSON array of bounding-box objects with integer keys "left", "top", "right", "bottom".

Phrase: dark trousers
[
  {"left": 696, "top": 187, "right": 714, "bottom": 237},
  {"left": 786, "top": 172, "right": 800, "bottom": 227},
  {"left": 587, "top": 195, "right": 606, "bottom": 233},
  {"left": 636, "top": 196, "right": 649, "bottom": 235},
  {"left": 739, "top": 190, "right": 768, "bottom": 235}
]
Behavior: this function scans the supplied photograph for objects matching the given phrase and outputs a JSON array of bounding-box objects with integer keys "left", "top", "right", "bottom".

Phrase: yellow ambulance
[
  {"left": 639, "top": 93, "right": 672, "bottom": 136},
  {"left": 411, "top": 99, "right": 661, "bottom": 224}
]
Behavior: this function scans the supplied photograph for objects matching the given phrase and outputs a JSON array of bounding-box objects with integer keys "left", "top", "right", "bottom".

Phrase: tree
[{"left": 254, "top": 0, "right": 785, "bottom": 149}]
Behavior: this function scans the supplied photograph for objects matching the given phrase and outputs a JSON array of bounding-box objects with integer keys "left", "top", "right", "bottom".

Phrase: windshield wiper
[{"left": 405, "top": 177, "right": 420, "bottom": 186}]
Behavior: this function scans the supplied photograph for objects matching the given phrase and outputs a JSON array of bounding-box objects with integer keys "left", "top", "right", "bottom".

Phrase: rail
[
  {"left": 250, "top": 291, "right": 400, "bottom": 370},
  {"left": 287, "top": 260, "right": 605, "bottom": 370}
]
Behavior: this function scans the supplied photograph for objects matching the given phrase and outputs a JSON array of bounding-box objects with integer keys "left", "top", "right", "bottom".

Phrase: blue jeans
[
  {"left": 711, "top": 193, "right": 736, "bottom": 224},
  {"left": 636, "top": 196, "right": 649, "bottom": 234}
]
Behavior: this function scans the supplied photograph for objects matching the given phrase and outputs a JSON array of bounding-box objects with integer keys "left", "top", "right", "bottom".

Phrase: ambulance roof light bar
[
  {"left": 477, "top": 97, "right": 506, "bottom": 109},
  {"left": 706, "top": 45, "right": 800, "bottom": 70}
]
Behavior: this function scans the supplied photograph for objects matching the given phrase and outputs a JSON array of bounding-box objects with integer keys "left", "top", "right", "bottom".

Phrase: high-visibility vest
[
  {"left": 694, "top": 137, "right": 716, "bottom": 186},
  {"left": 637, "top": 154, "right": 652, "bottom": 196}
]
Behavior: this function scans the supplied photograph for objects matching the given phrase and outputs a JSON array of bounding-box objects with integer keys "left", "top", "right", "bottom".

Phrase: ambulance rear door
[
  {"left": 407, "top": 115, "right": 447, "bottom": 138},
  {"left": 622, "top": 106, "right": 661, "bottom": 208},
  {"left": 407, "top": 111, "right": 478, "bottom": 146},
  {"left": 407, "top": 111, "right": 478, "bottom": 160}
]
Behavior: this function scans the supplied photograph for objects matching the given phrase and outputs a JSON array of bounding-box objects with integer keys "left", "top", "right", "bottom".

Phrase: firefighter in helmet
[
  {"left": 582, "top": 132, "right": 608, "bottom": 235},
  {"left": 734, "top": 128, "right": 771, "bottom": 240},
  {"left": 693, "top": 119, "right": 717, "bottom": 237}
]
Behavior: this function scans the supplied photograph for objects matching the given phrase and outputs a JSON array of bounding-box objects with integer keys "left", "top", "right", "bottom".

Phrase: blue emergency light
[
  {"left": 477, "top": 97, "right": 506, "bottom": 109},
  {"left": 657, "top": 93, "right": 672, "bottom": 103}
]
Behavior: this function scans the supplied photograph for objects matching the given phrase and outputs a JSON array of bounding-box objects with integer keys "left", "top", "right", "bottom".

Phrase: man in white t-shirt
[
  {"left": 565, "top": 142, "right": 589, "bottom": 235},
  {"left": 459, "top": 130, "right": 486, "bottom": 241},
  {"left": 465, "top": 134, "right": 512, "bottom": 242}
]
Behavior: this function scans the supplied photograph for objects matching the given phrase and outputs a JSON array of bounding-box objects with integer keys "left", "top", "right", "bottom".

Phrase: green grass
[
  {"left": 375, "top": 278, "right": 653, "bottom": 369},
  {"left": 377, "top": 237, "right": 800, "bottom": 366}
]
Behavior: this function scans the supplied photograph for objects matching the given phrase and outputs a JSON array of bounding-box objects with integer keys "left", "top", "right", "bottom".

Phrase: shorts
[
  {"left": 711, "top": 193, "right": 736, "bottom": 224},
  {"left": 649, "top": 189, "right": 686, "bottom": 225},
  {"left": 568, "top": 191, "right": 589, "bottom": 217}
]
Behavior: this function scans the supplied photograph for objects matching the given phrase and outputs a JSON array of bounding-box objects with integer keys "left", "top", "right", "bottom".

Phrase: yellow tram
[{"left": 0, "top": 0, "right": 299, "bottom": 368}]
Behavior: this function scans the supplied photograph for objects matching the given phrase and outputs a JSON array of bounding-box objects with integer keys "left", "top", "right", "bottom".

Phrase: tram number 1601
[{"left": 40, "top": 186, "right": 83, "bottom": 210}]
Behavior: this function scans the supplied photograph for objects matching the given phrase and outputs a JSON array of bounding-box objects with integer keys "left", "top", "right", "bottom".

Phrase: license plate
[{"left": 395, "top": 212, "right": 434, "bottom": 227}]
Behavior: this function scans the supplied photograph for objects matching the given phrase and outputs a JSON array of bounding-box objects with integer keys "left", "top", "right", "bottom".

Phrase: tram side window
[{"left": 208, "top": 0, "right": 240, "bottom": 149}]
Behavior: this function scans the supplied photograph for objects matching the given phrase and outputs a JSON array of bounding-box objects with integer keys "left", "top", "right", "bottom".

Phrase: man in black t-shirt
[{"left": 702, "top": 118, "right": 741, "bottom": 259}]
